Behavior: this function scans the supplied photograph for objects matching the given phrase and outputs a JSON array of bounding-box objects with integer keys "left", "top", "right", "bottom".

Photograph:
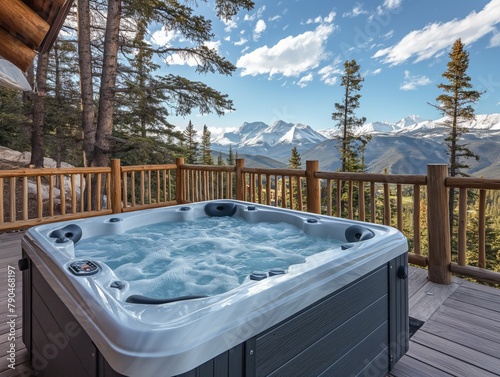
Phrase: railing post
[
  {"left": 235, "top": 158, "right": 245, "bottom": 201},
  {"left": 306, "top": 160, "right": 320, "bottom": 214},
  {"left": 110, "top": 159, "right": 122, "bottom": 214},
  {"left": 427, "top": 164, "right": 452, "bottom": 284},
  {"left": 176, "top": 157, "right": 185, "bottom": 203}
]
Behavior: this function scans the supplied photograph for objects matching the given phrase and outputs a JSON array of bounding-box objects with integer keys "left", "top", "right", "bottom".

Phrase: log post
[
  {"left": 176, "top": 157, "right": 184, "bottom": 203},
  {"left": 110, "top": 159, "right": 122, "bottom": 214},
  {"left": 235, "top": 159, "right": 245, "bottom": 201},
  {"left": 306, "top": 160, "right": 320, "bottom": 214},
  {"left": 427, "top": 164, "right": 452, "bottom": 284}
]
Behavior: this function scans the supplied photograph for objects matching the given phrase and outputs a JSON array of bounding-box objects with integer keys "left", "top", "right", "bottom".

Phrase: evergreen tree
[
  {"left": 200, "top": 125, "right": 214, "bottom": 164},
  {"left": 45, "top": 39, "right": 83, "bottom": 167},
  {"left": 332, "top": 59, "right": 369, "bottom": 172},
  {"left": 113, "top": 19, "right": 183, "bottom": 165},
  {"left": 89, "top": 0, "right": 254, "bottom": 168},
  {"left": 226, "top": 144, "right": 235, "bottom": 165},
  {"left": 0, "top": 87, "right": 31, "bottom": 151},
  {"left": 183, "top": 120, "right": 198, "bottom": 163},
  {"left": 432, "top": 38, "right": 481, "bottom": 230},
  {"left": 288, "top": 146, "right": 303, "bottom": 209},
  {"left": 217, "top": 152, "right": 225, "bottom": 166},
  {"left": 288, "top": 146, "right": 302, "bottom": 168}
]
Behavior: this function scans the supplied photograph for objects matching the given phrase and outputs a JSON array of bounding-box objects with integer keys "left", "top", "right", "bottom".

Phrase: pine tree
[
  {"left": 217, "top": 152, "right": 225, "bottom": 166},
  {"left": 332, "top": 59, "right": 369, "bottom": 172},
  {"left": 433, "top": 38, "right": 481, "bottom": 230},
  {"left": 45, "top": 39, "right": 82, "bottom": 167},
  {"left": 200, "top": 125, "right": 214, "bottom": 164},
  {"left": 0, "top": 88, "right": 31, "bottom": 151},
  {"left": 226, "top": 144, "right": 235, "bottom": 165},
  {"left": 183, "top": 120, "right": 198, "bottom": 164},
  {"left": 288, "top": 146, "right": 303, "bottom": 209},
  {"left": 288, "top": 146, "right": 302, "bottom": 168},
  {"left": 112, "top": 19, "right": 183, "bottom": 165}
]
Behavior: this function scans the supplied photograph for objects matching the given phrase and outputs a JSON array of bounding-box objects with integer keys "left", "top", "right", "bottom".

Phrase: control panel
[{"left": 68, "top": 260, "right": 99, "bottom": 276}]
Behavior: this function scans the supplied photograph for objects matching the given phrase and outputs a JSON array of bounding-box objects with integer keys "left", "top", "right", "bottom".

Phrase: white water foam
[{"left": 75, "top": 217, "right": 342, "bottom": 299}]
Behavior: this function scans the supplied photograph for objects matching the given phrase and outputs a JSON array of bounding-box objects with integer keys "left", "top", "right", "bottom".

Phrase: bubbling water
[{"left": 75, "top": 216, "right": 342, "bottom": 299}]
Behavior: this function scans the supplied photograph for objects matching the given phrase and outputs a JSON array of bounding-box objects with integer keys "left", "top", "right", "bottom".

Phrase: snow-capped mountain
[
  {"left": 212, "top": 120, "right": 327, "bottom": 156},
  {"left": 210, "top": 114, "right": 500, "bottom": 177},
  {"left": 318, "top": 114, "right": 500, "bottom": 138}
]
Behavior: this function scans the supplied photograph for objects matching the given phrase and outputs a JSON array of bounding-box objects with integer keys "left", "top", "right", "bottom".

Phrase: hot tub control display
[{"left": 69, "top": 260, "right": 99, "bottom": 276}]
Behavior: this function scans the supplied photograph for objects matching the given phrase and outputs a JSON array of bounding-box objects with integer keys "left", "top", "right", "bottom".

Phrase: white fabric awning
[{"left": 0, "top": 57, "right": 32, "bottom": 91}]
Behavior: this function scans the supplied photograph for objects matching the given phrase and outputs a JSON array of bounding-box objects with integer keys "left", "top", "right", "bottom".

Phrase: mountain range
[{"left": 211, "top": 114, "right": 500, "bottom": 178}]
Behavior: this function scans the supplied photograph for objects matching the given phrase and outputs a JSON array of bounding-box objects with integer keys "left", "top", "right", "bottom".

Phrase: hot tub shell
[{"left": 21, "top": 200, "right": 409, "bottom": 377}]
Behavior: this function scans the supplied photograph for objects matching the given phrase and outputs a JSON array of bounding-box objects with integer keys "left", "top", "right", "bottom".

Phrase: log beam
[
  {"left": 0, "top": 0, "right": 50, "bottom": 49},
  {"left": 0, "top": 25, "right": 36, "bottom": 72}
]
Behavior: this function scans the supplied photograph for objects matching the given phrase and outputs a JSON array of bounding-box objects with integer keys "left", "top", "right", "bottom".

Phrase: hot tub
[{"left": 21, "top": 200, "right": 409, "bottom": 377}]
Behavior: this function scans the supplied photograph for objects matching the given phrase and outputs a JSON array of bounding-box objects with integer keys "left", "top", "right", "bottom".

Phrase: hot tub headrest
[
  {"left": 204, "top": 202, "right": 237, "bottom": 217},
  {"left": 49, "top": 224, "right": 83, "bottom": 244},
  {"left": 345, "top": 225, "right": 374, "bottom": 243},
  {"left": 126, "top": 294, "right": 207, "bottom": 304}
]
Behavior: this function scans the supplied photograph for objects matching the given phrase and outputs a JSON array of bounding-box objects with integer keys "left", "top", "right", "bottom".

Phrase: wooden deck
[{"left": 1, "top": 232, "right": 499, "bottom": 377}]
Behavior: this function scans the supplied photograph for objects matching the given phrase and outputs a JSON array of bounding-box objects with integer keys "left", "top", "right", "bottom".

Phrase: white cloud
[
  {"left": 374, "top": 0, "right": 500, "bottom": 65},
  {"left": 151, "top": 27, "right": 178, "bottom": 46},
  {"left": 244, "top": 5, "right": 266, "bottom": 22},
  {"left": 318, "top": 57, "right": 343, "bottom": 85},
  {"left": 223, "top": 18, "right": 238, "bottom": 33},
  {"left": 269, "top": 15, "right": 281, "bottom": 22},
  {"left": 255, "top": 19, "right": 266, "bottom": 34},
  {"left": 400, "top": 70, "right": 431, "bottom": 90},
  {"left": 306, "top": 11, "right": 336, "bottom": 24},
  {"left": 234, "top": 37, "right": 248, "bottom": 46},
  {"left": 237, "top": 24, "right": 334, "bottom": 77},
  {"left": 383, "top": 30, "right": 394, "bottom": 40},
  {"left": 166, "top": 41, "right": 221, "bottom": 67},
  {"left": 489, "top": 31, "right": 500, "bottom": 47},
  {"left": 383, "top": 0, "right": 402, "bottom": 10},
  {"left": 297, "top": 73, "right": 314, "bottom": 88},
  {"left": 372, "top": 68, "right": 382, "bottom": 75},
  {"left": 343, "top": 4, "right": 369, "bottom": 18}
]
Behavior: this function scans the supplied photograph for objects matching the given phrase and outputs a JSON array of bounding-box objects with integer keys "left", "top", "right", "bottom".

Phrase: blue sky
[{"left": 150, "top": 0, "right": 500, "bottom": 133}]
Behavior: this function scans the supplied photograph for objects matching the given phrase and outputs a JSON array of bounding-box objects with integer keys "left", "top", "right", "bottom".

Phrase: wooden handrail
[
  {"left": 316, "top": 171, "right": 427, "bottom": 185},
  {"left": 446, "top": 176, "right": 500, "bottom": 189}
]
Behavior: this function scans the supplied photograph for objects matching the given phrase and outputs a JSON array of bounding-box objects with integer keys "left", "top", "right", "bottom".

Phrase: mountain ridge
[{"left": 210, "top": 114, "right": 500, "bottom": 178}]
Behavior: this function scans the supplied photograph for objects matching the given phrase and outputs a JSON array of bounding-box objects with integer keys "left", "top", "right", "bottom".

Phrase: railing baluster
[
  {"left": 458, "top": 187, "right": 467, "bottom": 266},
  {"left": 22, "top": 176, "right": 28, "bottom": 220},
  {"left": 413, "top": 185, "right": 421, "bottom": 255},
  {"left": 348, "top": 180, "right": 353, "bottom": 219},
  {"left": 383, "top": 183, "right": 390, "bottom": 226},
  {"left": 0, "top": 177, "right": 4, "bottom": 224},
  {"left": 478, "top": 189, "right": 486, "bottom": 268},
  {"left": 397, "top": 184, "right": 403, "bottom": 231},
  {"left": 9, "top": 178, "right": 16, "bottom": 222},
  {"left": 370, "top": 182, "right": 375, "bottom": 223},
  {"left": 49, "top": 175, "right": 54, "bottom": 217},
  {"left": 60, "top": 174, "right": 66, "bottom": 215},
  {"left": 37, "top": 176, "right": 43, "bottom": 218},
  {"left": 336, "top": 179, "right": 341, "bottom": 217},
  {"left": 327, "top": 179, "right": 332, "bottom": 216},
  {"left": 359, "top": 181, "right": 365, "bottom": 222},
  {"left": 96, "top": 173, "right": 102, "bottom": 211}
]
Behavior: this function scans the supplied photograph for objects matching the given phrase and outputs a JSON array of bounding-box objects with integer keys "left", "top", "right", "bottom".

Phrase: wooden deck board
[{"left": 1, "top": 233, "right": 500, "bottom": 377}]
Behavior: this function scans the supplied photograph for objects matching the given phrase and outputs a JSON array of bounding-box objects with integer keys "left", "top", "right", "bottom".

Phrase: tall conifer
[
  {"left": 433, "top": 38, "right": 481, "bottom": 229},
  {"left": 332, "top": 59, "right": 369, "bottom": 172}
]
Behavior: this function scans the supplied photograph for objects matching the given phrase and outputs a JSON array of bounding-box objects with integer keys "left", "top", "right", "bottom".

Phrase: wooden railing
[{"left": 1, "top": 158, "right": 499, "bottom": 285}]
